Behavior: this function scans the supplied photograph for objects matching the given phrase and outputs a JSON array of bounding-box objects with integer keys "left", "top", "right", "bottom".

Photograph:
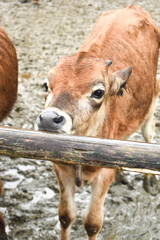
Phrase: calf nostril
[
  {"left": 53, "top": 116, "right": 65, "bottom": 124},
  {"left": 39, "top": 115, "right": 42, "bottom": 121}
]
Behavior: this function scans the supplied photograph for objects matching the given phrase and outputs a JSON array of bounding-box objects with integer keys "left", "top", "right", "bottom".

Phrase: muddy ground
[{"left": 0, "top": 0, "right": 160, "bottom": 239}]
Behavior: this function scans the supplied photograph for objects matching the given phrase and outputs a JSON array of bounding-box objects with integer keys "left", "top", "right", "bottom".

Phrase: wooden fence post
[{"left": 0, "top": 126, "right": 160, "bottom": 175}]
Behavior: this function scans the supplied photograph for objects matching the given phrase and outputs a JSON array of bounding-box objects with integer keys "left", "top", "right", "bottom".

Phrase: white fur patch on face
[
  {"left": 78, "top": 97, "right": 92, "bottom": 113},
  {"left": 92, "top": 83, "right": 105, "bottom": 92},
  {"left": 75, "top": 97, "right": 106, "bottom": 136},
  {"left": 85, "top": 103, "right": 106, "bottom": 137},
  {"left": 45, "top": 93, "right": 53, "bottom": 108}
]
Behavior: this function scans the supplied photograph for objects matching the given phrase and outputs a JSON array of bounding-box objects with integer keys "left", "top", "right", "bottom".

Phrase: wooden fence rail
[{"left": 0, "top": 126, "right": 160, "bottom": 175}]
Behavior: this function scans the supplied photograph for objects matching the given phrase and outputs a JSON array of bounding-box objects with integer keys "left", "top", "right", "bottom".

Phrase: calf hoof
[
  {"left": 143, "top": 174, "right": 159, "bottom": 196},
  {"left": 59, "top": 215, "right": 72, "bottom": 229},
  {"left": 85, "top": 223, "right": 100, "bottom": 237}
]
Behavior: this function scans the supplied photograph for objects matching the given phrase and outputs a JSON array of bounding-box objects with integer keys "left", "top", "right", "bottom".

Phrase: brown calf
[
  {"left": 0, "top": 26, "right": 18, "bottom": 239},
  {"left": 36, "top": 5, "right": 160, "bottom": 240}
]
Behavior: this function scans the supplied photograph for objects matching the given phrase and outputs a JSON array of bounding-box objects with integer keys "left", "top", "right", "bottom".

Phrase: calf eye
[
  {"left": 43, "top": 82, "right": 49, "bottom": 92},
  {"left": 91, "top": 89, "right": 105, "bottom": 99}
]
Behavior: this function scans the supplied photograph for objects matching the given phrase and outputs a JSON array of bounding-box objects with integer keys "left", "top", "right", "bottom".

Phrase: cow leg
[
  {"left": 141, "top": 100, "right": 159, "bottom": 195},
  {"left": 0, "top": 180, "right": 8, "bottom": 240},
  {"left": 0, "top": 213, "right": 8, "bottom": 240},
  {"left": 141, "top": 92, "right": 159, "bottom": 143},
  {"left": 141, "top": 106, "right": 156, "bottom": 143},
  {"left": 83, "top": 169, "right": 115, "bottom": 240},
  {"left": 54, "top": 164, "right": 76, "bottom": 240}
]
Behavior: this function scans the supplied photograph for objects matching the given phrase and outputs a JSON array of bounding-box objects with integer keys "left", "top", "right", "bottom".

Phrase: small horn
[{"left": 105, "top": 60, "right": 112, "bottom": 67}]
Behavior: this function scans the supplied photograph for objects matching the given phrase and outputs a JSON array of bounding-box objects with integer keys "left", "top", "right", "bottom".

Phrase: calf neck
[{"left": 36, "top": 5, "right": 160, "bottom": 240}]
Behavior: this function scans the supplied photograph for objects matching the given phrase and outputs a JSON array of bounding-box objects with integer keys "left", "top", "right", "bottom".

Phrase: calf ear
[{"left": 109, "top": 67, "right": 132, "bottom": 96}]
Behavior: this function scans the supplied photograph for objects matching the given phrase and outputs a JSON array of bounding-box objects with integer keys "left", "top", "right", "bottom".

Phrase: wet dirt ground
[{"left": 0, "top": 0, "right": 160, "bottom": 239}]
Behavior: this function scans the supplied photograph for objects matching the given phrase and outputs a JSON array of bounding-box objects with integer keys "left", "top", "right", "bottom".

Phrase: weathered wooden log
[{"left": 0, "top": 126, "right": 160, "bottom": 175}]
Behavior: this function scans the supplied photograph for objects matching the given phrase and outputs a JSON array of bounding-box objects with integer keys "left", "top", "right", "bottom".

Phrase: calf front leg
[
  {"left": 83, "top": 168, "right": 115, "bottom": 240},
  {"left": 54, "top": 164, "right": 76, "bottom": 240}
]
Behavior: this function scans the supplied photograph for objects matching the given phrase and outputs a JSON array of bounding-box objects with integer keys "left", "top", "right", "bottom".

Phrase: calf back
[{"left": 80, "top": 4, "right": 160, "bottom": 140}]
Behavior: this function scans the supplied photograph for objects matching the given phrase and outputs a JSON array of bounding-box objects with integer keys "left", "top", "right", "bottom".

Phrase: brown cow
[
  {"left": 36, "top": 5, "right": 160, "bottom": 240},
  {"left": 0, "top": 27, "right": 18, "bottom": 122},
  {"left": 0, "top": 26, "right": 18, "bottom": 239}
]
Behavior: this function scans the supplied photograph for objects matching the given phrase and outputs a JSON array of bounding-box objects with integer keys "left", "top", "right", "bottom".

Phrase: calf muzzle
[
  {"left": 36, "top": 110, "right": 65, "bottom": 132},
  {"left": 35, "top": 107, "right": 73, "bottom": 134}
]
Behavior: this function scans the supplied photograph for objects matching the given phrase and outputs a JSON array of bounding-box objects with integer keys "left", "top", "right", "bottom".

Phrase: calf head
[{"left": 36, "top": 51, "right": 132, "bottom": 136}]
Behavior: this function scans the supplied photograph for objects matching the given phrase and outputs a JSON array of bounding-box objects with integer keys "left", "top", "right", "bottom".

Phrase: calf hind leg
[
  {"left": 141, "top": 99, "right": 159, "bottom": 195},
  {"left": 141, "top": 104, "right": 156, "bottom": 143},
  {"left": 141, "top": 78, "right": 159, "bottom": 143}
]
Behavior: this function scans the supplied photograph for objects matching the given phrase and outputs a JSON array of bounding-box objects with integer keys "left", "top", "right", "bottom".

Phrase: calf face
[{"left": 36, "top": 52, "right": 132, "bottom": 137}]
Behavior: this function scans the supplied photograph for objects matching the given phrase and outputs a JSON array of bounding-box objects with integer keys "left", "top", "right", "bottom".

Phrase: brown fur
[
  {"left": 33, "top": 0, "right": 40, "bottom": 5},
  {"left": 0, "top": 27, "right": 18, "bottom": 240},
  {"left": 38, "top": 5, "right": 160, "bottom": 240},
  {"left": 0, "top": 26, "right": 18, "bottom": 121},
  {"left": 80, "top": 4, "right": 160, "bottom": 139}
]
